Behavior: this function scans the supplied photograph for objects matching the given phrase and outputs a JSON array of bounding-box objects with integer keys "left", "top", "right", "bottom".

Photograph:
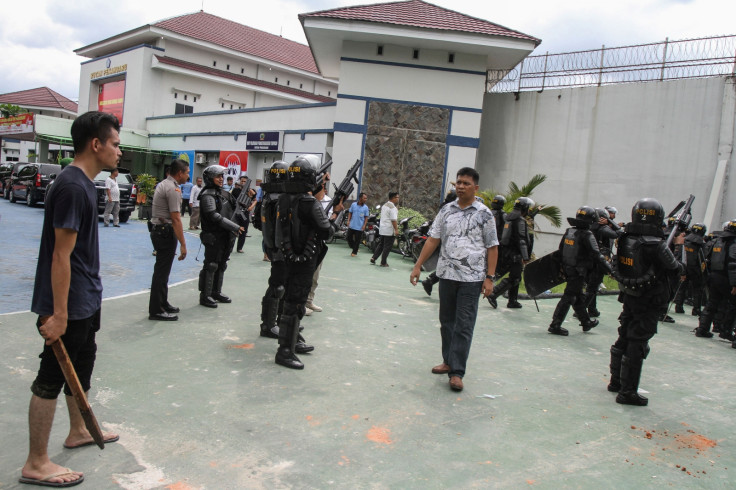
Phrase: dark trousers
[
  {"left": 371, "top": 235, "right": 395, "bottom": 265},
  {"left": 551, "top": 268, "right": 589, "bottom": 326},
  {"left": 438, "top": 278, "right": 483, "bottom": 378},
  {"left": 613, "top": 293, "right": 665, "bottom": 357},
  {"left": 31, "top": 309, "right": 101, "bottom": 399},
  {"left": 699, "top": 273, "right": 736, "bottom": 334},
  {"left": 180, "top": 200, "right": 190, "bottom": 216},
  {"left": 236, "top": 215, "right": 250, "bottom": 251},
  {"left": 149, "top": 226, "right": 177, "bottom": 315},
  {"left": 347, "top": 228, "right": 362, "bottom": 254}
]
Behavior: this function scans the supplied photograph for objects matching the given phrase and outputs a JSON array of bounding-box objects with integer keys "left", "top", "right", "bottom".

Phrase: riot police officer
[
  {"left": 694, "top": 219, "right": 736, "bottom": 340},
  {"left": 674, "top": 223, "right": 708, "bottom": 317},
  {"left": 608, "top": 198, "right": 682, "bottom": 406},
  {"left": 548, "top": 206, "right": 611, "bottom": 336},
  {"left": 583, "top": 208, "right": 621, "bottom": 317},
  {"left": 257, "top": 160, "right": 290, "bottom": 339},
  {"left": 490, "top": 195, "right": 506, "bottom": 240},
  {"left": 274, "top": 157, "right": 332, "bottom": 369},
  {"left": 487, "top": 197, "right": 533, "bottom": 309},
  {"left": 198, "top": 165, "right": 243, "bottom": 308}
]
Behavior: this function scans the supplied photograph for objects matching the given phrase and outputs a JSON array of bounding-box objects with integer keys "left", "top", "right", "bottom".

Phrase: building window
[
  {"left": 230, "top": 104, "right": 233, "bottom": 110},
  {"left": 241, "top": 68, "right": 244, "bottom": 74},
  {"left": 377, "top": 45, "right": 384, "bottom": 55},
  {"left": 448, "top": 53, "right": 455, "bottom": 63},
  {"left": 213, "top": 61, "right": 217, "bottom": 67},
  {"left": 328, "top": 91, "right": 331, "bottom": 96},
  {"left": 184, "top": 94, "right": 188, "bottom": 101},
  {"left": 174, "top": 92, "right": 177, "bottom": 99},
  {"left": 287, "top": 80, "right": 290, "bottom": 86},
  {"left": 193, "top": 96, "right": 197, "bottom": 102},
  {"left": 275, "top": 77, "right": 278, "bottom": 83},
  {"left": 226, "top": 64, "right": 230, "bottom": 70},
  {"left": 221, "top": 103, "right": 225, "bottom": 108},
  {"left": 300, "top": 83, "right": 303, "bottom": 89},
  {"left": 413, "top": 49, "right": 419, "bottom": 59},
  {"left": 175, "top": 103, "right": 193, "bottom": 115}
]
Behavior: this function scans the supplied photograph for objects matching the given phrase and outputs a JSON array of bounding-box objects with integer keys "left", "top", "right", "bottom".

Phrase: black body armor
[
  {"left": 200, "top": 187, "right": 240, "bottom": 235},
  {"left": 500, "top": 210, "right": 530, "bottom": 261}
]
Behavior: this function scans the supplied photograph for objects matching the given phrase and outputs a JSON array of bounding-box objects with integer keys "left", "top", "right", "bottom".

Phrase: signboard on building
[
  {"left": 98, "top": 80, "right": 125, "bottom": 125},
  {"left": 0, "top": 113, "right": 34, "bottom": 135},
  {"left": 245, "top": 131, "right": 280, "bottom": 151},
  {"left": 218, "top": 151, "right": 248, "bottom": 179},
  {"left": 173, "top": 150, "right": 196, "bottom": 180}
]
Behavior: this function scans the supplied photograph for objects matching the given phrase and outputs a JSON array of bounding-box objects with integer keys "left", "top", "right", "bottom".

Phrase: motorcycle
[
  {"left": 410, "top": 219, "right": 433, "bottom": 261},
  {"left": 327, "top": 208, "right": 349, "bottom": 243},
  {"left": 395, "top": 216, "right": 419, "bottom": 258},
  {"left": 362, "top": 205, "right": 381, "bottom": 253}
]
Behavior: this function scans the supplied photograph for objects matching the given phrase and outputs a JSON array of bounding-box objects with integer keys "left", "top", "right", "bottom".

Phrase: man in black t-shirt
[{"left": 20, "top": 112, "right": 121, "bottom": 488}]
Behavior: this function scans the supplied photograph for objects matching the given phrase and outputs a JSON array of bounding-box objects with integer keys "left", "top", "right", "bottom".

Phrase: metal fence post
[
  {"left": 598, "top": 45, "right": 605, "bottom": 86},
  {"left": 517, "top": 60, "right": 525, "bottom": 92},
  {"left": 660, "top": 37, "right": 669, "bottom": 81},
  {"left": 541, "top": 52, "right": 549, "bottom": 91}
]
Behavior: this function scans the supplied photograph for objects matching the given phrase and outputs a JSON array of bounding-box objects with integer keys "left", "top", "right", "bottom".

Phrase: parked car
[
  {"left": 3, "top": 162, "right": 29, "bottom": 200},
  {"left": 0, "top": 162, "right": 13, "bottom": 193},
  {"left": 9, "top": 163, "right": 62, "bottom": 206},
  {"left": 93, "top": 168, "right": 137, "bottom": 223}
]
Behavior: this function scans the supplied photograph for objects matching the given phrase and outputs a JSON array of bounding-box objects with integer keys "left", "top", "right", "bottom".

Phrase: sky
[{"left": 1, "top": 0, "right": 734, "bottom": 102}]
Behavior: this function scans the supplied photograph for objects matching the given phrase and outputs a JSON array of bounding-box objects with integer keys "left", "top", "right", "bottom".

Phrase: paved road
[{"left": 0, "top": 198, "right": 202, "bottom": 314}]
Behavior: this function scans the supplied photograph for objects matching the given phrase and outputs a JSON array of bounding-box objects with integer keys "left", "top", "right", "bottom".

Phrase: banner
[
  {"left": 0, "top": 113, "right": 34, "bottom": 135},
  {"left": 98, "top": 80, "right": 125, "bottom": 125},
  {"left": 218, "top": 151, "right": 248, "bottom": 180},
  {"left": 172, "top": 150, "right": 196, "bottom": 180}
]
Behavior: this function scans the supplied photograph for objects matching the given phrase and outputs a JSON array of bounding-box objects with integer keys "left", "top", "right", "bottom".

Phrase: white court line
[{"left": 0, "top": 278, "right": 198, "bottom": 317}]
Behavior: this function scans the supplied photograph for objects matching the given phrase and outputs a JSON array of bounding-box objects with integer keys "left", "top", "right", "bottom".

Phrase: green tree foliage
[
  {"left": 0, "top": 104, "right": 23, "bottom": 118},
  {"left": 396, "top": 206, "right": 428, "bottom": 230},
  {"left": 135, "top": 173, "right": 157, "bottom": 202},
  {"left": 479, "top": 174, "right": 562, "bottom": 229}
]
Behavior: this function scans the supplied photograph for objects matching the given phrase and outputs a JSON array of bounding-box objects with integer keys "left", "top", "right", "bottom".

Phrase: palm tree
[{"left": 479, "top": 173, "right": 562, "bottom": 229}]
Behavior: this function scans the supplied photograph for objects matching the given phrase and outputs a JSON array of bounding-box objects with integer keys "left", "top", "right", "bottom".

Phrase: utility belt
[{"left": 150, "top": 222, "right": 173, "bottom": 238}]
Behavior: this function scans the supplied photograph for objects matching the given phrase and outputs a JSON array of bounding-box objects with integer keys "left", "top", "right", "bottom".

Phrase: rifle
[
  {"left": 233, "top": 177, "right": 253, "bottom": 223},
  {"left": 665, "top": 194, "right": 695, "bottom": 249},
  {"left": 325, "top": 159, "right": 363, "bottom": 216}
]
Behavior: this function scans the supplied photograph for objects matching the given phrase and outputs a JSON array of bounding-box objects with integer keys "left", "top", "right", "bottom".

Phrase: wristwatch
[{"left": 485, "top": 274, "right": 494, "bottom": 280}]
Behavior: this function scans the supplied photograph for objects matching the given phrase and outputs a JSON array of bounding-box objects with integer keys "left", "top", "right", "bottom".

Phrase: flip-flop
[
  {"left": 19, "top": 468, "right": 84, "bottom": 487},
  {"left": 63, "top": 434, "right": 119, "bottom": 449}
]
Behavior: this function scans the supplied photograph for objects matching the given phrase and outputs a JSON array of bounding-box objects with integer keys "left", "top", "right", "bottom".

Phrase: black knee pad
[{"left": 206, "top": 262, "right": 218, "bottom": 273}]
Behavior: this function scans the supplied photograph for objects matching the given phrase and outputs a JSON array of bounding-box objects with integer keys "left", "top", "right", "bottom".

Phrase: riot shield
[{"left": 523, "top": 250, "right": 565, "bottom": 297}]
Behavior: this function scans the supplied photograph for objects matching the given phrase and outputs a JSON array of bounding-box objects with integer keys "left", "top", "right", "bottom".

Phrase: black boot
[
  {"left": 506, "top": 300, "right": 522, "bottom": 309},
  {"left": 548, "top": 298, "right": 571, "bottom": 335},
  {"left": 212, "top": 272, "right": 232, "bottom": 303},
  {"left": 616, "top": 355, "right": 648, "bottom": 406},
  {"left": 695, "top": 315, "right": 714, "bottom": 338},
  {"left": 548, "top": 322, "right": 569, "bottom": 336},
  {"left": 296, "top": 333, "right": 314, "bottom": 354},
  {"left": 691, "top": 308, "right": 701, "bottom": 316},
  {"left": 199, "top": 266, "right": 218, "bottom": 308},
  {"left": 275, "top": 313, "right": 303, "bottom": 370},
  {"left": 608, "top": 346, "right": 624, "bottom": 392},
  {"left": 674, "top": 304, "right": 685, "bottom": 314},
  {"left": 588, "top": 308, "right": 601, "bottom": 318},
  {"left": 260, "top": 296, "right": 280, "bottom": 339}
]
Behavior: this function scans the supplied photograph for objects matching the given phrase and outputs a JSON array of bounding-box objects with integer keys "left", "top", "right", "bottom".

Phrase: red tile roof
[
  {"left": 154, "top": 56, "right": 335, "bottom": 103},
  {"left": 154, "top": 11, "right": 320, "bottom": 74},
  {"left": 300, "top": 0, "right": 540, "bottom": 44},
  {"left": 0, "top": 87, "right": 78, "bottom": 113}
]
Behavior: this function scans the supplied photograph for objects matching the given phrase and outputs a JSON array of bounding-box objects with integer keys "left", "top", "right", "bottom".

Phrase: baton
[
  {"left": 51, "top": 339, "right": 105, "bottom": 449},
  {"left": 533, "top": 297, "right": 540, "bottom": 312}
]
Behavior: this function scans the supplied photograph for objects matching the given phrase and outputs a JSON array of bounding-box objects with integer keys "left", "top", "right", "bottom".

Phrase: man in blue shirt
[
  {"left": 347, "top": 192, "right": 370, "bottom": 256},
  {"left": 180, "top": 178, "right": 193, "bottom": 216}
]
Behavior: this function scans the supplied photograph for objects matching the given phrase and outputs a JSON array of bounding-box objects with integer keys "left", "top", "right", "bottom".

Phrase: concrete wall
[{"left": 477, "top": 76, "right": 736, "bottom": 254}]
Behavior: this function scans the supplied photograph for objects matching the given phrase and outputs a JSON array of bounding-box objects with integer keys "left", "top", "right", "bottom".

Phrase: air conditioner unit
[{"left": 195, "top": 153, "right": 206, "bottom": 165}]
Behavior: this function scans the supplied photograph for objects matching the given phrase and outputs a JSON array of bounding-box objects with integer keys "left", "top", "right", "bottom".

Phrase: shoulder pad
[
  {"left": 639, "top": 236, "right": 662, "bottom": 245},
  {"left": 200, "top": 188, "right": 216, "bottom": 196}
]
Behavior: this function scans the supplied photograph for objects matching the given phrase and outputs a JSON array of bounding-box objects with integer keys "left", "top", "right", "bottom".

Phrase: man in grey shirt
[
  {"left": 103, "top": 168, "right": 120, "bottom": 227},
  {"left": 148, "top": 159, "right": 189, "bottom": 321},
  {"left": 410, "top": 167, "right": 498, "bottom": 392}
]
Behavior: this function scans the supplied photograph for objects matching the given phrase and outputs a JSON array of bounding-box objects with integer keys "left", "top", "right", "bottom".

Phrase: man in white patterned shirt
[{"left": 410, "top": 167, "right": 498, "bottom": 392}]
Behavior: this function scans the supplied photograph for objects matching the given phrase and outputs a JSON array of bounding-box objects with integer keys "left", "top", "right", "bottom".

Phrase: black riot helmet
[
  {"left": 595, "top": 208, "right": 610, "bottom": 221},
  {"left": 631, "top": 198, "right": 664, "bottom": 225},
  {"left": 288, "top": 155, "right": 319, "bottom": 192},
  {"left": 605, "top": 206, "right": 618, "bottom": 218},
  {"left": 576, "top": 206, "right": 597, "bottom": 225},
  {"left": 725, "top": 219, "right": 736, "bottom": 234},
  {"left": 264, "top": 160, "right": 289, "bottom": 185},
  {"left": 202, "top": 165, "right": 226, "bottom": 188},
  {"left": 513, "top": 197, "right": 535, "bottom": 214},
  {"left": 491, "top": 195, "right": 506, "bottom": 210},
  {"left": 690, "top": 223, "right": 707, "bottom": 236}
]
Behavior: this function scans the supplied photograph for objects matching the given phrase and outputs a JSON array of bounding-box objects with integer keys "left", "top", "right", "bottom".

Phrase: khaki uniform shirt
[{"left": 151, "top": 176, "right": 182, "bottom": 225}]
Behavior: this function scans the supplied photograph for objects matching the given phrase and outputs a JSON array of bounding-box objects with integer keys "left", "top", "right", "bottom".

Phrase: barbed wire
[{"left": 488, "top": 35, "right": 736, "bottom": 93}]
